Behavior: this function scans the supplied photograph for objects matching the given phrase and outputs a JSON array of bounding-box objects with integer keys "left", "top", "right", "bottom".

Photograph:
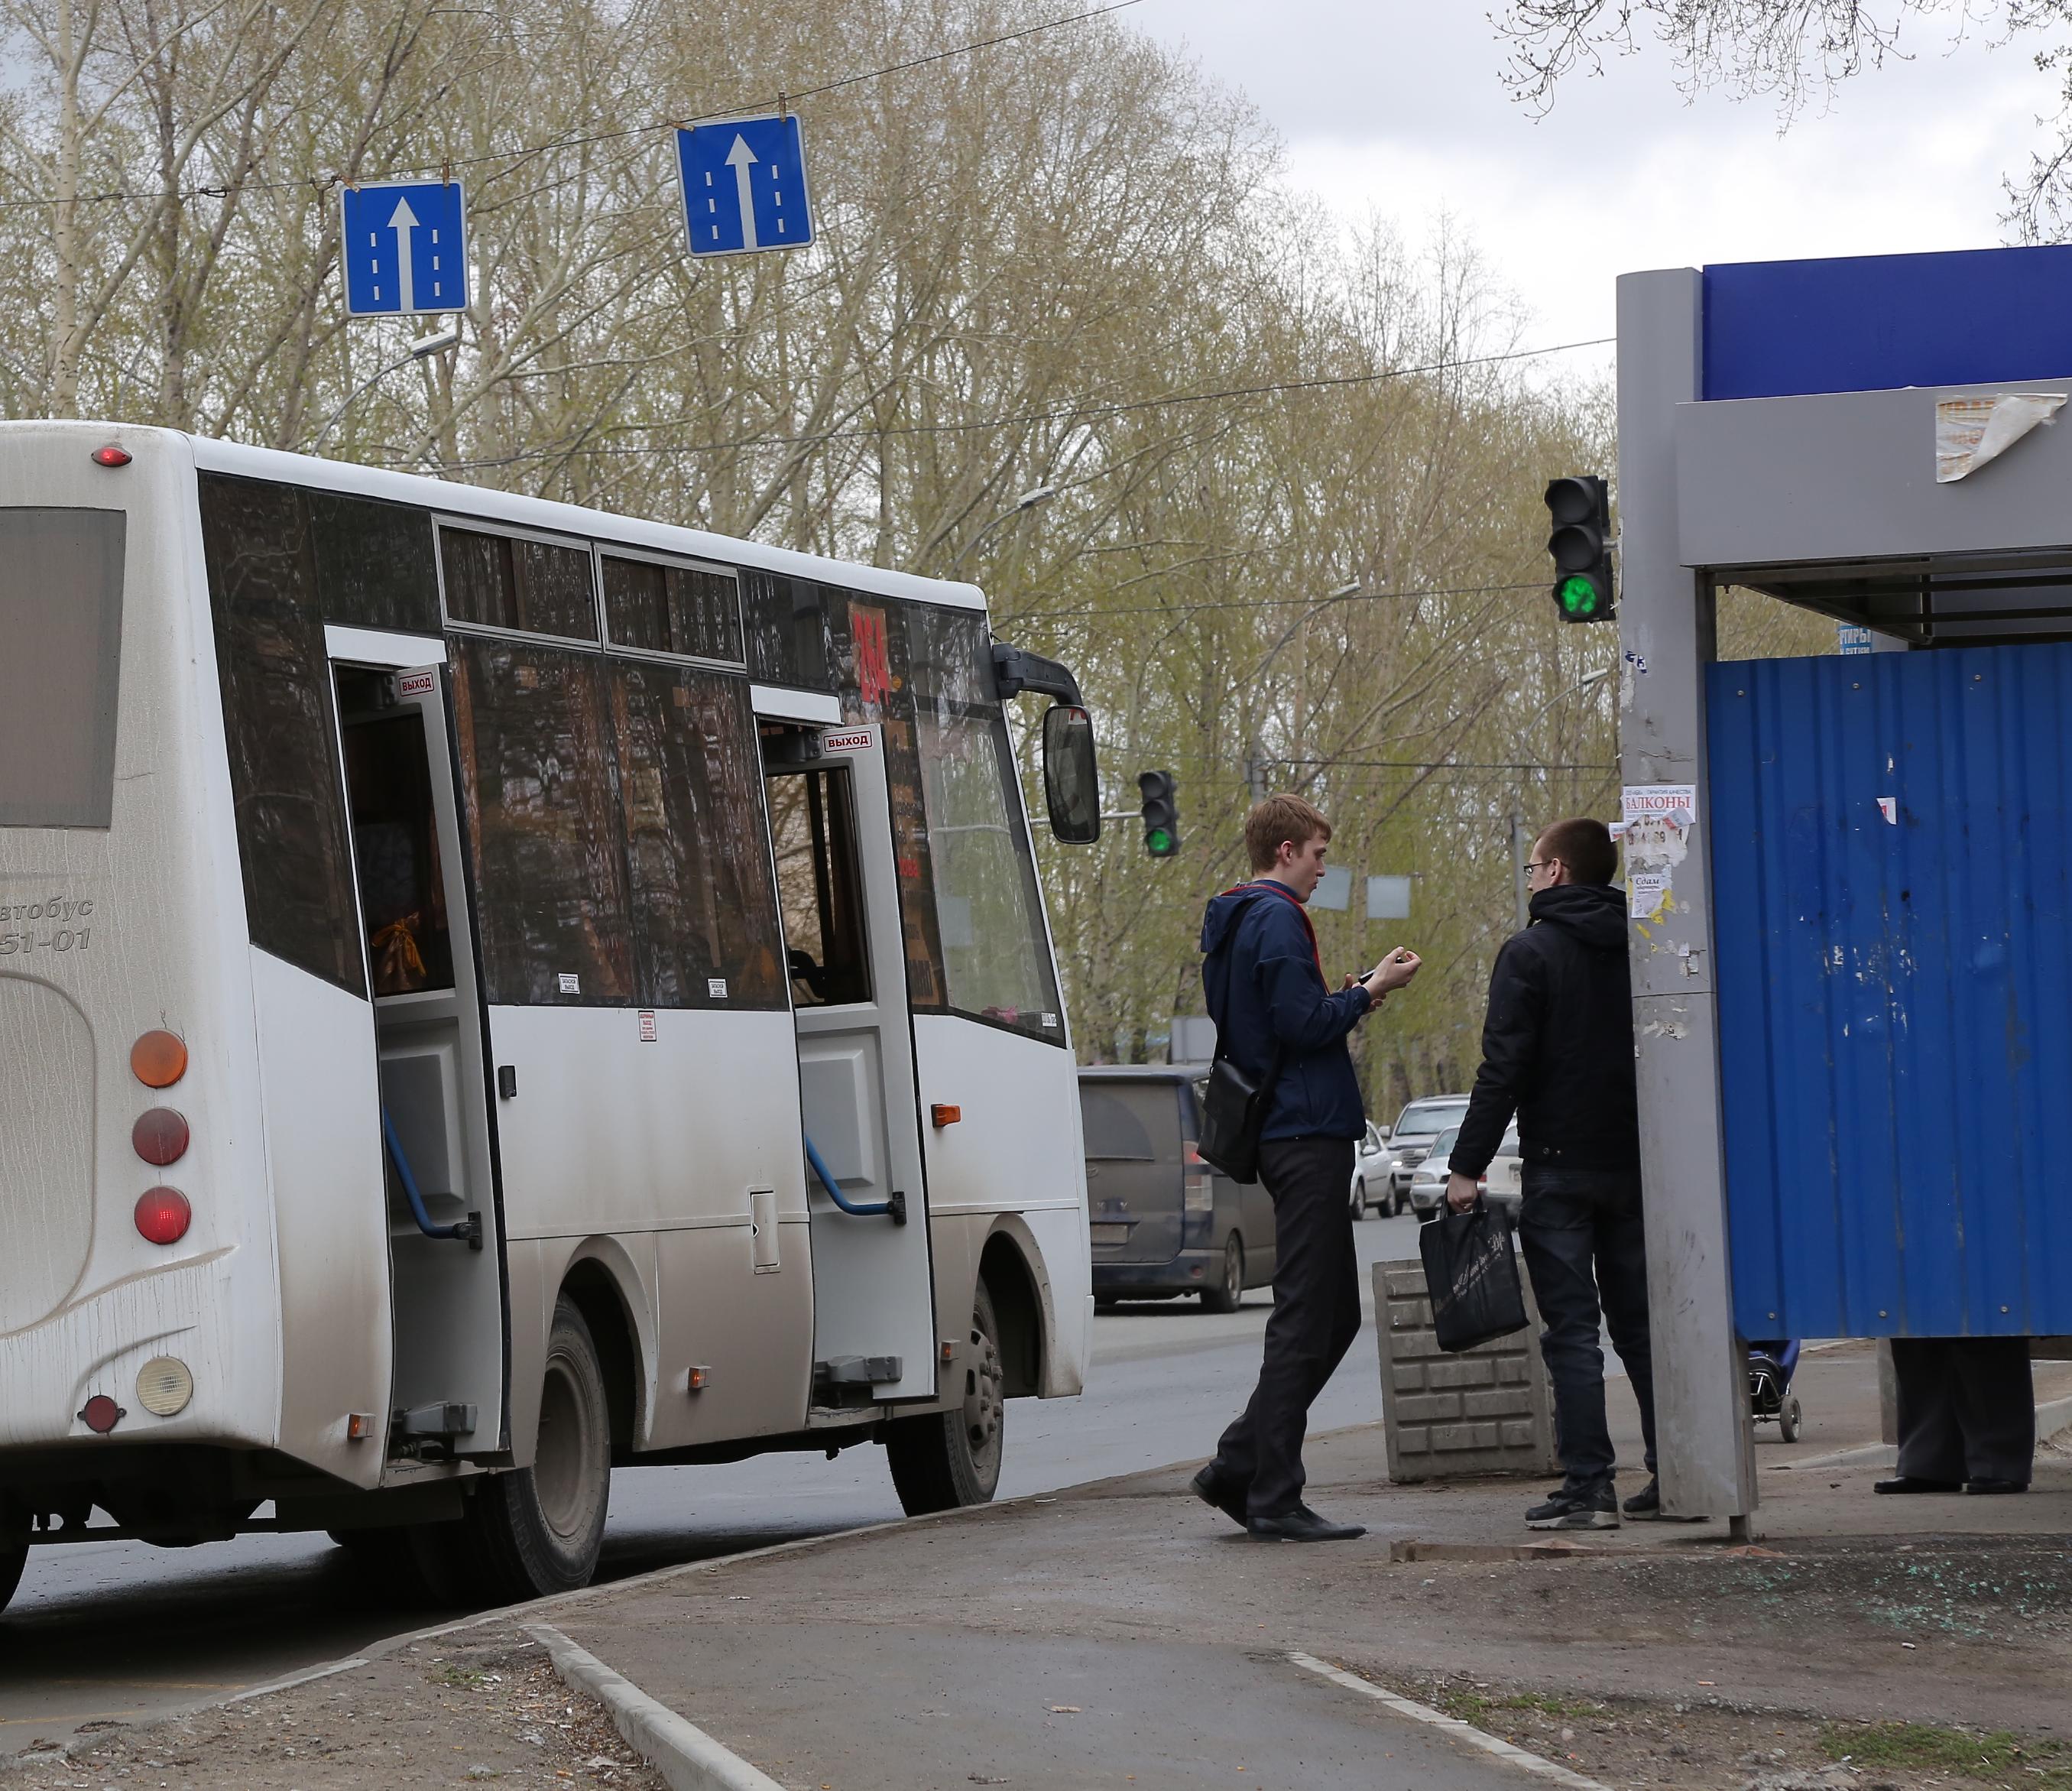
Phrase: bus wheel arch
[
  {"left": 977, "top": 1223, "right": 1049, "bottom": 1400},
  {"left": 556, "top": 1242, "right": 651, "bottom": 1455}
]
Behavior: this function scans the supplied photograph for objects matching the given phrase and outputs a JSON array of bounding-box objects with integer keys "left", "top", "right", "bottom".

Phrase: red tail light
[
  {"left": 132, "top": 1108, "right": 190, "bottom": 1166},
  {"left": 135, "top": 1186, "right": 191, "bottom": 1245},
  {"left": 91, "top": 443, "right": 131, "bottom": 468}
]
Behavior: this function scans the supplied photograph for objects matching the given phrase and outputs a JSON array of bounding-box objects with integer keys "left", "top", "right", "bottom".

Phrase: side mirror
[{"left": 1041, "top": 704, "right": 1101, "bottom": 844}]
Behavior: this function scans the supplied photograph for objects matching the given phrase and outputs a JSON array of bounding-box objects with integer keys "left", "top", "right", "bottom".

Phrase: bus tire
[
  {"left": 0, "top": 1543, "right": 24, "bottom": 1617},
  {"left": 886, "top": 1280, "right": 1005, "bottom": 1515},
  {"left": 465, "top": 1296, "right": 612, "bottom": 1601}
]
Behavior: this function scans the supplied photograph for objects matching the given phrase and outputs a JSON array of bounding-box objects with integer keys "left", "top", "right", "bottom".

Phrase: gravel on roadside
[{"left": 2, "top": 1627, "right": 667, "bottom": 1791}]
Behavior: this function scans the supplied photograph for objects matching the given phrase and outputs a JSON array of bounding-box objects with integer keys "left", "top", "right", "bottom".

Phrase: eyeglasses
[{"left": 1522, "top": 859, "right": 1556, "bottom": 876}]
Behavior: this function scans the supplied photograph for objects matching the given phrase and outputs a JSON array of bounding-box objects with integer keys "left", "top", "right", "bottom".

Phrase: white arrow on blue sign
[
  {"left": 341, "top": 181, "right": 469, "bottom": 316},
  {"left": 675, "top": 115, "right": 814, "bottom": 258}
]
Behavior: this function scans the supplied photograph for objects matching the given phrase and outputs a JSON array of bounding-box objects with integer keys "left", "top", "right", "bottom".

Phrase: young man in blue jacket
[{"left": 1191, "top": 795, "right": 1421, "bottom": 1542}]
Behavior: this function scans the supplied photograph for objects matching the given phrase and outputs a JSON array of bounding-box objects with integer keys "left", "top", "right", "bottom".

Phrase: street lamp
[
  {"left": 1523, "top": 665, "right": 1611, "bottom": 727},
  {"left": 946, "top": 485, "right": 1057, "bottom": 573},
  {"left": 306, "top": 322, "right": 462, "bottom": 454}
]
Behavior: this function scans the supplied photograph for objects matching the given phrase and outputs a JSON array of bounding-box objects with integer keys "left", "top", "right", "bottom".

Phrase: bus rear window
[{"left": 0, "top": 508, "right": 125, "bottom": 829}]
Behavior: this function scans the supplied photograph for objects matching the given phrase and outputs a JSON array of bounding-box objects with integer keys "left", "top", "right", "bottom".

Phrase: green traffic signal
[
  {"left": 1558, "top": 573, "right": 1606, "bottom": 619},
  {"left": 1146, "top": 827, "right": 1173, "bottom": 855},
  {"left": 1544, "top": 475, "right": 1614, "bottom": 624},
  {"left": 1137, "top": 769, "right": 1179, "bottom": 858}
]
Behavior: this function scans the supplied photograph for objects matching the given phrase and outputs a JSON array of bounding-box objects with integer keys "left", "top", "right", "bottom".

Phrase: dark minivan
[{"left": 1079, "top": 1065, "right": 1277, "bottom": 1312}]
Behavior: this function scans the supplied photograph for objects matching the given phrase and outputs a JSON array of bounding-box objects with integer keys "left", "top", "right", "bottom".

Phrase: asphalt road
[{"left": 0, "top": 1212, "right": 1430, "bottom": 1754}]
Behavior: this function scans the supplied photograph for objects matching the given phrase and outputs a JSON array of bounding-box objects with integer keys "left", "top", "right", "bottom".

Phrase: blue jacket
[{"left": 1200, "top": 881, "right": 1372, "bottom": 1141}]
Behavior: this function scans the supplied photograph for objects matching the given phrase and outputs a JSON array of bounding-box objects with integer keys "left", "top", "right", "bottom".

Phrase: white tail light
[{"left": 1182, "top": 1144, "right": 1211, "bottom": 1212}]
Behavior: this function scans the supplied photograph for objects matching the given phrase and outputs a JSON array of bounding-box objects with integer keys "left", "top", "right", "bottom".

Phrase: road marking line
[
  {"left": 527, "top": 1624, "right": 785, "bottom": 1791},
  {"left": 1286, "top": 1652, "right": 1612, "bottom": 1791}
]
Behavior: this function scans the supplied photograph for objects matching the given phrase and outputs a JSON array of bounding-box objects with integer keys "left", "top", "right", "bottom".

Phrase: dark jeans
[
  {"left": 1211, "top": 1136, "right": 1361, "bottom": 1518},
  {"left": 1892, "top": 1336, "right": 2035, "bottom": 1484},
  {"left": 1517, "top": 1166, "right": 1659, "bottom": 1491}
]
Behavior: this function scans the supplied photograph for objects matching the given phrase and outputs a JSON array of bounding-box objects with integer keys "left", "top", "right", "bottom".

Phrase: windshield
[{"left": 1396, "top": 1099, "right": 1467, "bottom": 1137}]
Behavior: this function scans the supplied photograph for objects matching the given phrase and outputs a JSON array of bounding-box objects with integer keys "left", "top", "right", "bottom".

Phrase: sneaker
[
  {"left": 1622, "top": 1478, "right": 1667, "bottom": 1520},
  {"left": 1526, "top": 1483, "right": 1620, "bottom": 1530}
]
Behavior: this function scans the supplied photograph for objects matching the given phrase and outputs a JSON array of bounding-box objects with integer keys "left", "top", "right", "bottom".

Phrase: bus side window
[{"left": 766, "top": 767, "right": 870, "bottom": 1008}]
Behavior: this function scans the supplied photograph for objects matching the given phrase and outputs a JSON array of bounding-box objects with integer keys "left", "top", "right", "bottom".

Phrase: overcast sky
[{"left": 1128, "top": 1, "right": 2057, "bottom": 379}]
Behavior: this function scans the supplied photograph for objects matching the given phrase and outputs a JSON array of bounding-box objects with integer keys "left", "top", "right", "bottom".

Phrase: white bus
[{"left": 0, "top": 422, "right": 1104, "bottom": 1608}]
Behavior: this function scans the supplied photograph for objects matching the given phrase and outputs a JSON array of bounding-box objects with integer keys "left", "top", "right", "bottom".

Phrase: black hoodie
[{"left": 1449, "top": 881, "right": 1640, "bottom": 1180}]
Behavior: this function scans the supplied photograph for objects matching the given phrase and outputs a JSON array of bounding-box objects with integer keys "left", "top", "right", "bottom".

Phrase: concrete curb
[
  {"left": 1773, "top": 1392, "right": 2072, "bottom": 1473},
  {"left": 526, "top": 1624, "right": 784, "bottom": 1791},
  {"left": 1287, "top": 1652, "right": 1612, "bottom": 1791}
]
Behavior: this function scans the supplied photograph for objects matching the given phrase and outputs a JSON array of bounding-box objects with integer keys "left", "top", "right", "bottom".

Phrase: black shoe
[
  {"left": 1621, "top": 1478, "right": 1666, "bottom": 1520},
  {"left": 1526, "top": 1483, "right": 1620, "bottom": 1530},
  {"left": 1189, "top": 1465, "right": 1248, "bottom": 1528},
  {"left": 1247, "top": 1506, "right": 1367, "bottom": 1542},
  {"left": 1873, "top": 1475, "right": 1962, "bottom": 1494},
  {"left": 1964, "top": 1478, "right": 2028, "bottom": 1495}
]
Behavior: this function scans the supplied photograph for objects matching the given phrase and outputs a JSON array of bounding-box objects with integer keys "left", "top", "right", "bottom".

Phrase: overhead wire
[{"left": 389, "top": 336, "right": 1616, "bottom": 472}]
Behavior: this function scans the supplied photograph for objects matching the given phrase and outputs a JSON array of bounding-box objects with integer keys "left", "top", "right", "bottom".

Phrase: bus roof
[{"left": 73, "top": 425, "right": 988, "bottom": 614}]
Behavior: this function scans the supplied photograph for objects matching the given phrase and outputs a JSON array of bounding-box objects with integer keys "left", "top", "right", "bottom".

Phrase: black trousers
[
  {"left": 1516, "top": 1166, "right": 1659, "bottom": 1491},
  {"left": 1211, "top": 1136, "right": 1360, "bottom": 1519},
  {"left": 1892, "top": 1336, "right": 2035, "bottom": 1485}
]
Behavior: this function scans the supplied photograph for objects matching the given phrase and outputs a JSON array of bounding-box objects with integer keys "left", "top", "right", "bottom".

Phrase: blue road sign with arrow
[
  {"left": 341, "top": 181, "right": 469, "bottom": 316},
  {"left": 676, "top": 115, "right": 814, "bottom": 258}
]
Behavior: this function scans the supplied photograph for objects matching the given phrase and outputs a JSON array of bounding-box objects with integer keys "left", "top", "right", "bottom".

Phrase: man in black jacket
[{"left": 1445, "top": 816, "right": 1660, "bottom": 1530}]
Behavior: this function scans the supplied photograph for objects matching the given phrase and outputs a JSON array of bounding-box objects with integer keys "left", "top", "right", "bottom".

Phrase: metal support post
[
  {"left": 1509, "top": 812, "right": 1530, "bottom": 930},
  {"left": 1616, "top": 268, "right": 1758, "bottom": 1527}
]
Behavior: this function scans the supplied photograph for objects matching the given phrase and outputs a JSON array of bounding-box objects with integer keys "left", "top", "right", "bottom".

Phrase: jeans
[
  {"left": 1211, "top": 1136, "right": 1361, "bottom": 1518},
  {"left": 1517, "top": 1166, "right": 1659, "bottom": 1491}
]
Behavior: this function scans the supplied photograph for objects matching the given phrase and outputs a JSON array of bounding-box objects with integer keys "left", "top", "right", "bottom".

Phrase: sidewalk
[{"left": 26, "top": 1343, "right": 2072, "bottom": 1791}]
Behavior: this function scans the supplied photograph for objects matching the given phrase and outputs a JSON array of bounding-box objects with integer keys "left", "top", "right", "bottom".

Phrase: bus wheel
[
  {"left": 467, "top": 1296, "right": 612, "bottom": 1601},
  {"left": 886, "top": 1281, "right": 1006, "bottom": 1515},
  {"left": 0, "top": 1543, "right": 24, "bottom": 1617}
]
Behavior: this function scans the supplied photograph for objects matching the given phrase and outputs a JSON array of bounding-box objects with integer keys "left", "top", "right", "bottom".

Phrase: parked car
[
  {"left": 1079, "top": 1066, "right": 1278, "bottom": 1312},
  {"left": 1351, "top": 1121, "right": 1395, "bottom": 1219},
  {"left": 1407, "top": 1121, "right": 1522, "bottom": 1219},
  {"left": 1387, "top": 1095, "right": 1471, "bottom": 1205}
]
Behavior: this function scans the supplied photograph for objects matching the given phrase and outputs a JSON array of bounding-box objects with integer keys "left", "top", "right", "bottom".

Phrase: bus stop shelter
[{"left": 1618, "top": 247, "right": 2072, "bottom": 1525}]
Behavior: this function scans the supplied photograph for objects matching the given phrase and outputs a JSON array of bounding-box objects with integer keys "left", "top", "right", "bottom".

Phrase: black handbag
[
  {"left": 1419, "top": 1198, "right": 1530, "bottom": 1352},
  {"left": 1195, "top": 1043, "right": 1286, "bottom": 1186}
]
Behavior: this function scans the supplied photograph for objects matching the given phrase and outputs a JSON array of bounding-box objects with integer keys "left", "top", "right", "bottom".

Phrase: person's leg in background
[
  {"left": 1517, "top": 1169, "right": 1616, "bottom": 1495},
  {"left": 1947, "top": 1335, "right": 2035, "bottom": 1490},
  {"left": 1885, "top": 1337, "right": 1965, "bottom": 1490}
]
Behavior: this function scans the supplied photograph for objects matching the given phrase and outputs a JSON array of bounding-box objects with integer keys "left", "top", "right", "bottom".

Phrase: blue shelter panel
[
  {"left": 1708, "top": 644, "right": 2072, "bottom": 1339},
  {"left": 1703, "top": 245, "right": 2072, "bottom": 401}
]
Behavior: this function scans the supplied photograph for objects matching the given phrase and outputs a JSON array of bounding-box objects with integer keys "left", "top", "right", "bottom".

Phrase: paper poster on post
[{"left": 1622, "top": 784, "right": 1696, "bottom": 922}]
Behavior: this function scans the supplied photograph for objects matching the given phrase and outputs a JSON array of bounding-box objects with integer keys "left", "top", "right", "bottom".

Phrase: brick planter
[{"left": 1373, "top": 1255, "right": 1559, "bottom": 1481}]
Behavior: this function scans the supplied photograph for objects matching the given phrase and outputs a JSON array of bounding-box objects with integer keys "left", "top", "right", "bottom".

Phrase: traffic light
[
  {"left": 1137, "top": 770, "right": 1179, "bottom": 857},
  {"left": 1544, "top": 475, "right": 1613, "bottom": 623}
]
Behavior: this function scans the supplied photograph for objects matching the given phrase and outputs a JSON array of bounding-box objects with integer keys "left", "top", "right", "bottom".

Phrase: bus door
[
  {"left": 765, "top": 724, "right": 938, "bottom": 1405},
  {"left": 333, "top": 660, "right": 509, "bottom": 1461}
]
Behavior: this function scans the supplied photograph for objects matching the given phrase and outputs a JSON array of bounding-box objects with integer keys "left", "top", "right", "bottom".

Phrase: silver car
[
  {"left": 1349, "top": 1121, "right": 1395, "bottom": 1219},
  {"left": 1386, "top": 1095, "right": 1471, "bottom": 1207},
  {"left": 1408, "top": 1122, "right": 1523, "bottom": 1219}
]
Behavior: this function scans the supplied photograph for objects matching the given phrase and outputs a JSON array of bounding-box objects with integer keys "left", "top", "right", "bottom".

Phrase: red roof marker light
[
  {"left": 132, "top": 1108, "right": 190, "bottom": 1166},
  {"left": 91, "top": 443, "right": 131, "bottom": 468}
]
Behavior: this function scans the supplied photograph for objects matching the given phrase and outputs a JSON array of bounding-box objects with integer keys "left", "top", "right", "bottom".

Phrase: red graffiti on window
[{"left": 854, "top": 605, "right": 891, "bottom": 710}]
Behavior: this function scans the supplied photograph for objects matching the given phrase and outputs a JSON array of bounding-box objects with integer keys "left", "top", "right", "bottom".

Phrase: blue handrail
[
  {"left": 803, "top": 1134, "right": 906, "bottom": 1225},
  {"left": 382, "top": 1107, "right": 482, "bottom": 1248}
]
